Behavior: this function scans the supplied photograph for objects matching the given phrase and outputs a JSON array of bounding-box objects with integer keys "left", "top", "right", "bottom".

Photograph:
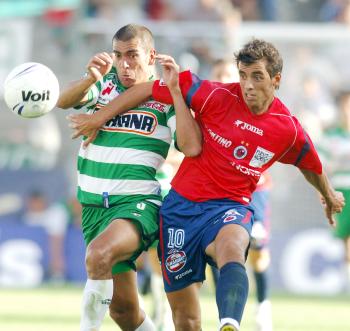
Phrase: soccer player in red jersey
[{"left": 69, "top": 39, "right": 345, "bottom": 331}]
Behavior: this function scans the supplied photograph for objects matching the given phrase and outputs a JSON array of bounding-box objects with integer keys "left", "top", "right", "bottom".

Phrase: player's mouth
[{"left": 245, "top": 93, "right": 257, "bottom": 101}]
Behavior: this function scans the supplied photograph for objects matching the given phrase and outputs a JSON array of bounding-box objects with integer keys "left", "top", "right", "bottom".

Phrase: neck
[{"left": 249, "top": 96, "right": 275, "bottom": 115}]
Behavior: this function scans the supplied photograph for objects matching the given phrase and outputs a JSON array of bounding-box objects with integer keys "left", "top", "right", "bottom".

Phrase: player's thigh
[
  {"left": 88, "top": 219, "right": 140, "bottom": 262},
  {"left": 166, "top": 283, "right": 201, "bottom": 321}
]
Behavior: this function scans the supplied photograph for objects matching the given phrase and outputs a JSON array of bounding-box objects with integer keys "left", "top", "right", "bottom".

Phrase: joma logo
[
  {"left": 22, "top": 90, "right": 50, "bottom": 102},
  {"left": 234, "top": 120, "right": 263, "bottom": 136}
]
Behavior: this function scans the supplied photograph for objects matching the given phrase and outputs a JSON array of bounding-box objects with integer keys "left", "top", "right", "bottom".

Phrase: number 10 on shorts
[{"left": 167, "top": 228, "right": 185, "bottom": 249}]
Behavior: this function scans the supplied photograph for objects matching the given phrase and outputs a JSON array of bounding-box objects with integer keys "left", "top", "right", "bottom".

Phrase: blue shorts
[
  {"left": 249, "top": 190, "right": 270, "bottom": 250},
  {"left": 158, "top": 189, "right": 254, "bottom": 292}
]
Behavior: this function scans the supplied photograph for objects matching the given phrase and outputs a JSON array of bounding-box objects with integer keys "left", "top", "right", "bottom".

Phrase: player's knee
[
  {"left": 172, "top": 309, "right": 201, "bottom": 331},
  {"left": 109, "top": 299, "right": 140, "bottom": 329},
  {"left": 221, "top": 240, "right": 248, "bottom": 265},
  {"left": 85, "top": 244, "right": 112, "bottom": 275}
]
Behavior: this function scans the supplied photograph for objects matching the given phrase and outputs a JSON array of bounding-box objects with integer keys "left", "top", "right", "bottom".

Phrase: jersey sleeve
[
  {"left": 278, "top": 116, "right": 322, "bottom": 174},
  {"left": 152, "top": 70, "right": 211, "bottom": 114}
]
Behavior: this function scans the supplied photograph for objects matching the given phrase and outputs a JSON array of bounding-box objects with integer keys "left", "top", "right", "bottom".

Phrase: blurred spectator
[
  {"left": 143, "top": 0, "right": 173, "bottom": 20},
  {"left": 85, "top": 0, "right": 145, "bottom": 22},
  {"left": 21, "top": 190, "right": 69, "bottom": 282},
  {"left": 293, "top": 74, "right": 337, "bottom": 141},
  {"left": 317, "top": 90, "right": 350, "bottom": 290},
  {"left": 320, "top": 0, "right": 350, "bottom": 24},
  {"left": 210, "top": 58, "right": 239, "bottom": 83},
  {"left": 42, "top": 1, "right": 78, "bottom": 54},
  {"left": 66, "top": 196, "right": 82, "bottom": 228},
  {"left": 258, "top": 0, "right": 278, "bottom": 21}
]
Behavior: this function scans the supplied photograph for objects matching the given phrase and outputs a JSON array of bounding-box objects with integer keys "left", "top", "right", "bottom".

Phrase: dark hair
[
  {"left": 113, "top": 24, "right": 154, "bottom": 50},
  {"left": 235, "top": 38, "right": 283, "bottom": 77}
]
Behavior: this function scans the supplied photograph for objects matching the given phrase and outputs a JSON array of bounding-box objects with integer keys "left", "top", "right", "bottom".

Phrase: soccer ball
[{"left": 3, "top": 62, "right": 59, "bottom": 118}]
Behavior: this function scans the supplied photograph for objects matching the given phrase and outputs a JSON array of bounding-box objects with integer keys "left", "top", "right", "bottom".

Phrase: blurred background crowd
[{"left": 1, "top": 0, "right": 350, "bottom": 295}]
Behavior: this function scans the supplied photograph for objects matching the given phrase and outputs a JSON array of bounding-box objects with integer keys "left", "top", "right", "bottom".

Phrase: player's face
[
  {"left": 238, "top": 60, "right": 281, "bottom": 114},
  {"left": 112, "top": 38, "right": 155, "bottom": 88}
]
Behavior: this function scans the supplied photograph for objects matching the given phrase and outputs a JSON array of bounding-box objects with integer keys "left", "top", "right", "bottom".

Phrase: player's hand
[
  {"left": 156, "top": 54, "right": 180, "bottom": 91},
  {"left": 67, "top": 113, "right": 103, "bottom": 148},
  {"left": 86, "top": 52, "right": 114, "bottom": 82},
  {"left": 322, "top": 190, "right": 345, "bottom": 227}
]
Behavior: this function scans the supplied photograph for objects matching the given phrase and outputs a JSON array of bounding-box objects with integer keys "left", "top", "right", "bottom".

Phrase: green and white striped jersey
[
  {"left": 317, "top": 127, "right": 350, "bottom": 189},
  {"left": 75, "top": 67, "right": 176, "bottom": 206}
]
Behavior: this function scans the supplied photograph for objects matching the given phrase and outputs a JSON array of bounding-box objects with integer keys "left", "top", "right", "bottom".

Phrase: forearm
[
  {"left": 91, "top": 81, "right": 154, "bottom": 127},
  {"left": 57, "top": 75, "right": 97, "bottom": 109},
  {"left": 169, "top": 88, "right": 202, "bottom": 157},
  {"left": 300, "top": 169, "right": 335, "bottom": 201}
]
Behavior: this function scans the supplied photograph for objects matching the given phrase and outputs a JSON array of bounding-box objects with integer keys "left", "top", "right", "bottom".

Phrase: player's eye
[{"left": 239, "top": 72, "right": 246, "bottom": 79}]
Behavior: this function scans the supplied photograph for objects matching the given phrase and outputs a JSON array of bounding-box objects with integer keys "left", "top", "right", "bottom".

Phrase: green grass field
[{"left": 0, "top": 285, "right": 349, "bottom": 331}]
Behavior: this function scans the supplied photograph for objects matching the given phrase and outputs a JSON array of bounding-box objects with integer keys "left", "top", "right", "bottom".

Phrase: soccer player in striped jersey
[
  {"left": 68, "top": 39, "right": 345, "bottom": 331},
  {"left": 57, "top": 24, "right": 201, "bottom": 331}
]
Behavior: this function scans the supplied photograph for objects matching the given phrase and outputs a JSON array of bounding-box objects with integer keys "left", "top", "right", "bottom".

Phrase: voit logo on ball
[{"left": 165, "top": 250, "right": 187, "bottom": 273}]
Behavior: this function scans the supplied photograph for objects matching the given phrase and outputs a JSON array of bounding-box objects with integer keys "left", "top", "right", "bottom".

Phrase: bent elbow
[
  {"left": 182, "top": 144, "right": 202, "bottom": 158},
  {"left": 56, "top": 98, "right": 70, "bottom": 109}
]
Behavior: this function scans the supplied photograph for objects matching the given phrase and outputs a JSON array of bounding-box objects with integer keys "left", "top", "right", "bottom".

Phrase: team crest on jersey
[
  {"left": 249, "top": 146, "right": 274, "bottom": 168},
  {"left": 103, "top": 111, "right": 158, "bottom": 135},
  {"left": 165, "top": 250, "right": 187, "bottom": 273},
  {"left": 233, "top": 145, "right": 248, "bottom": 159}
]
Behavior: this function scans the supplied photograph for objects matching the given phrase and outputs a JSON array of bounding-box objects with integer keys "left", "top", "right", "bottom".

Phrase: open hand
[
  {"left": 156, "top": 54, "right": 180, "bottom": 91},
  {"left": 322, "top": 190, "right": 345, "bottom": 227},
  {"left": 67, "top": 113, "right": 102, "bottom": 148}
]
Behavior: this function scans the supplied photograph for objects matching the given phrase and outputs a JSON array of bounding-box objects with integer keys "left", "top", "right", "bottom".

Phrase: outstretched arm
[
  {"left": 156, "top": 54, "right": 202, "bottom": 157},
  {"left": 68, "top": 81, "right": 154, "bottom": 147},
  {"left": 300, "top": 169, "right": 345, "bottom": 226}
]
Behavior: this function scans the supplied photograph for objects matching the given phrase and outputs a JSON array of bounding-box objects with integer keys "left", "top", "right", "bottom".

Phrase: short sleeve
[
  {"left": 166, "top": 105, "right": 176, "bottom": 141},
  {"left": 152, "top": 71, "right": 211, "bottom": 114},
  {"left": 73, "top": 78, "right": 101, "bottom": 111},
  {"left": 279, "top": 116, "right": 322, "bottom": 174}
]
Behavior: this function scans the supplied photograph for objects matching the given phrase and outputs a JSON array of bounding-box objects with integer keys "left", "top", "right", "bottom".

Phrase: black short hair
[
  {"left": 235, "top": 38, "right": 283, "bottom": 77},
  {"left": 113, "top": 24, "right": 154, "bottom": 51}
]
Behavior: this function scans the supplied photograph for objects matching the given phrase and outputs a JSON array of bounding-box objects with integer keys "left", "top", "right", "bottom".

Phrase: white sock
[
  {"left": 135, "top": 315, "right": 156, "bottom": 331},
  {"left": 80, "top": 279, "right": 113, "bottom": 331}
]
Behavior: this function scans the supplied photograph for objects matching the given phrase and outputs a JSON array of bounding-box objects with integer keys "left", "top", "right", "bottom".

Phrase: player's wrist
[
  {"left": 84, "top": 73, "right": 99, "bottom": 85},
  {"left": 94, "top": 109, "right": 110, "bottom": 127},
  {"left": 169, "top": 85, "right": 182, "bottom": 96}
]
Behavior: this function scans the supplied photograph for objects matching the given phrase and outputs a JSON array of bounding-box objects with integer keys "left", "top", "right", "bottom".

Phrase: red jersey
[{"left": 153, "top": 71, "right": 322, "bottom": 204}]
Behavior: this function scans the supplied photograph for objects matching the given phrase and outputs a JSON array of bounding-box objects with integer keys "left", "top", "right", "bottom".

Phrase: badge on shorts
[{"left": 165, "top": 250, "right": 187, "bottom": 273}]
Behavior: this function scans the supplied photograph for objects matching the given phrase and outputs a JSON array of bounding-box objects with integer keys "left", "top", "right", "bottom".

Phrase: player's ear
[
  {"left": 273, "top": 72, "right": 281, "bottom": 90},
  {"left": 149, "top": 48, "right": 156, "bottom": 65}
]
